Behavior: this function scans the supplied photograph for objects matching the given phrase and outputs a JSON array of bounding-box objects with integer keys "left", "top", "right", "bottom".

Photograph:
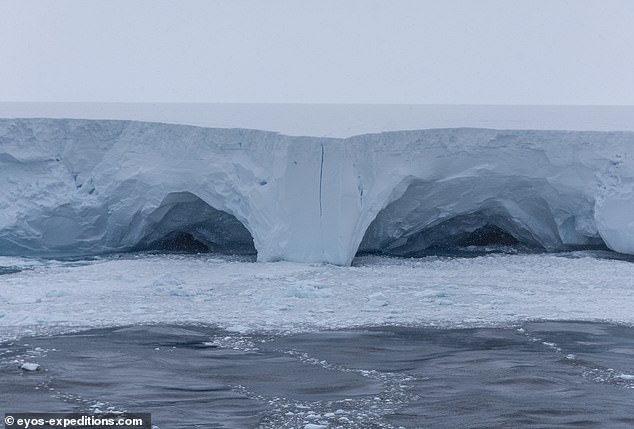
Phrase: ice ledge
[{"left": 1, "top": 118, "right": 634, "bottom": 265}]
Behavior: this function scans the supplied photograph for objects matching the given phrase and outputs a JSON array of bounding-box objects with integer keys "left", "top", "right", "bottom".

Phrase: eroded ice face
[{"left": 2, "top": 118, "right": 634, "bottom": 265}]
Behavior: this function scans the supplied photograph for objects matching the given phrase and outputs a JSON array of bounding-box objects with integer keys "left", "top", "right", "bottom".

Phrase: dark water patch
[
  {"left": 0, "top": 325, "right": 381, "bottom": 428},
  {"left": 0, "top": 265, "right": 21, "bottom": 275},
  {"left": 1, "top": 322, "right": 634, "bottom": 428}
]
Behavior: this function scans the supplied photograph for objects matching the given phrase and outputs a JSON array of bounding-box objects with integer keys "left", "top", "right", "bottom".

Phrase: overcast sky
[{"left": 1, "top": 0, "right": 633, "bottom": 104}]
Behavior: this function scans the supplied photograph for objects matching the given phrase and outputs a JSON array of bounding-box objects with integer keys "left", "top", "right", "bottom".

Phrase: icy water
[
  {"left": 2, "top": 322, "right": 634, "bottom": 429},
  {"left": 2, "top": 252, "right": 634, "bottom": 427}
]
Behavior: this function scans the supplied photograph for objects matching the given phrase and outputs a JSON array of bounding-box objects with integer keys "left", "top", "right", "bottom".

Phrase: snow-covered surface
[
  {"left": 3, "top": 103, "right": 634, "bottom": 137},
  {"left": 2, "top": 118, "right": 634, "bottom": 264},
  {"left": 1, "top": 253, "right": 634, "bottom": 340}
]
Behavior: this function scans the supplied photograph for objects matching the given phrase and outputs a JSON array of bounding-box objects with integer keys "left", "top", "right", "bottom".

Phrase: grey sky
[{"left": 1, "top": 0, "right": 633, "bottom": 104}]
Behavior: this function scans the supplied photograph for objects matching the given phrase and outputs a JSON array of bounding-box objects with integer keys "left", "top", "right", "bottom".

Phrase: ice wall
[{"left": 1, "top": 119, "right": 633, "bottom": 265}]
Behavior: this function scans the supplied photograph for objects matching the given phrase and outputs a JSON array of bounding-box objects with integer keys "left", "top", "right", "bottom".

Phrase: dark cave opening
[
  {"left": 361, "top": 221, "right": 537, "bottom": 258},
  {"left": 455, "top": 224, "right": 520, "bottom": 247},
  {"left": 134, "top": 192, "right": 256, "bottom": 256},
  {"left": 148, "top": 232, "right": 210, "bottom": 253}
]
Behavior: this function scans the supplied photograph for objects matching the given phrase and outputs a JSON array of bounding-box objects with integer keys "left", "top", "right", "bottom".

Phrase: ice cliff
[{"left": 1, "top": 118, "right": 634, "bottom": 265}]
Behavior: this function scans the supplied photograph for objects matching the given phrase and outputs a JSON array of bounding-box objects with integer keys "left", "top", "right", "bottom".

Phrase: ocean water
[
  {"left": 2, "top": 322, "right": 634, "bottom": 428},
  {"left": 1, "top": 252, "right": 634, "bottom": 427}
]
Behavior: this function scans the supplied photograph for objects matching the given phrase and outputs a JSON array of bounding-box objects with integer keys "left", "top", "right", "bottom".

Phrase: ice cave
[
  {"left": 357, "top": 176, "right": 608, "bottom": 257},
  {"left": 134, "top": 192, "right": 256, "bottom": 255}
]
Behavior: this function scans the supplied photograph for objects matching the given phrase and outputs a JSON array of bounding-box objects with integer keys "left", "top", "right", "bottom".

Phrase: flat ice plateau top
[{"left": 1, "top": 118, "right": 634, "bottom": 265}]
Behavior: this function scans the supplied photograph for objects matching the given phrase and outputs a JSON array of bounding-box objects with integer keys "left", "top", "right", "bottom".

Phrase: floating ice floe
[{"left": 20, "top": 362, "right": 40, "bottom": 371}]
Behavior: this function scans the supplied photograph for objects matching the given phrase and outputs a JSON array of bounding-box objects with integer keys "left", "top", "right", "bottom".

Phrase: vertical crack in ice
[
  {"left": 319, "top": 143, "right": 325, "bottom": 259},
  {"left": 319, "top": 143, "right": 325, "bottom": 219}
]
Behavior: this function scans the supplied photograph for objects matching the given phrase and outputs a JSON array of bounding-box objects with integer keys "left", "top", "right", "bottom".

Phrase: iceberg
[{"left": 1, "top": 118, "right": 634, "bottom": 265}]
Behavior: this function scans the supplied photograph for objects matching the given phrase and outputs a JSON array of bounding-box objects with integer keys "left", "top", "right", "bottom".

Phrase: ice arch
[
  {"left": 357, "top": 176, "right": 607, "bottom": 257},
  {"left": 134, "top": 192, "right": 256, "bottom": 255}
]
